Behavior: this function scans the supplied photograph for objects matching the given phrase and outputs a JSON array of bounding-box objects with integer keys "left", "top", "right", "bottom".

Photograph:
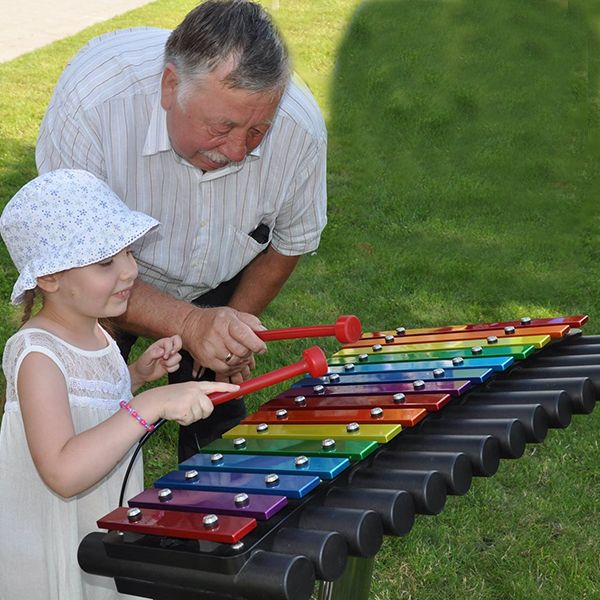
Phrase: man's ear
[
  {"left": 36, "top": 274, "right": 60, "bottom": 294},
  {"left": 161, "top": 63, "right": 179, "bottom": 111}
]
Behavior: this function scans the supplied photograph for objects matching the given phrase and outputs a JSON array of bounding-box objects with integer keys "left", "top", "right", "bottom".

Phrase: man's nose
[{"left": 222, "top": 134, "right": 247, "bottom": 163}]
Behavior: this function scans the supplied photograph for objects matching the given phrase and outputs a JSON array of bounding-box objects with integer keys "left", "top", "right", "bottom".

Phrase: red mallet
[
  {"left": 257, "top": 315, "right": 362, "bottom": 344},
  {"left": 210, "top": 346, "right": 328, "bottom": 406}
]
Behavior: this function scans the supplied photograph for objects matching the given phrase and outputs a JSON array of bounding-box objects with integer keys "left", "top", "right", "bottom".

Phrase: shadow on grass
[{"left": 323, "top": 0, "right": 600, "bottom": 332}]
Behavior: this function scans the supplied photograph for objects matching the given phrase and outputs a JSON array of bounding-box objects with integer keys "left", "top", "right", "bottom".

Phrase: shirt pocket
[{"left": 203, "top": 224, "right": 271, "bottom": 288}]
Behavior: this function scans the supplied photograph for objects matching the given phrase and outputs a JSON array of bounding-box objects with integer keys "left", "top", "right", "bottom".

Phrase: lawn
[{"left": 1, "top": 0, "right": 600, "bottom": 599}]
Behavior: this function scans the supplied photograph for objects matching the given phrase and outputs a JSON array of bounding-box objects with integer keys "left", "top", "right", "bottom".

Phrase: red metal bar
[
  {"left": 210, "top": 346, "right": 328, "bottom": 406},
  {"left": 258, "top": 315, "right": 362, "bottom": 344},
  {"left": 97, "top": 507, "right": 256, "bottom": 543}
]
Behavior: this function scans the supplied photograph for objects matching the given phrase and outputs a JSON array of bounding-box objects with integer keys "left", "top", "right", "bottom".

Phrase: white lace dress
[{"left": 0, "top": 328, "right": 144, "bottom": 600}]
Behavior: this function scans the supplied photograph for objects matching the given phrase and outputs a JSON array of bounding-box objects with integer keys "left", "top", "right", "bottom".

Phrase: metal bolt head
[
  {"left": 275, "top": 409, "right": 288, "bottom": 420},
  {"left": 210, "top": 452, "right": 224, "bottom": 464},
  {"left": 158, "top": 488, "right": 173, "bottom": 502},
  {"left": 520, "top": 317, "right": 532, "bottom": 325},
  {"left": 372, "top": 343, "right": 383, "bottom": 352},
  {"left": 396, "top": 327, "right": 406, "bottom": 335},
  {"left": 322, "top": 438, "right": 336, "bottom": 450},
  {"left": 234, "top": 493, "right": 250, "bottom": 508},
  {"left": 329, "top": 373, "right": 341, "bottom": 383},
  {"left": 471, "top": 345, "right": 483, "bottom": 355},
  {"left": 344, "top": 363, "right": 355, "bottom": 371},
  {"left": 265, "top": 473, "right": 280, "bottom": 487},
  {"left": 233, "top": 437, "right": 247, "bottom": 449},
  {"left": 203, "top": 514, "right": 219, "bottom": 529},
  {"left": 452, "top": 356, "right": 464, "bottom": 365},
  {"left": 504, "top": 325, "right": 516, "bottom": 334},
  {"left": 313, "top": 384, "right": 325, "bottom": 394},
  {"left": 184, "top": 469, "right": 199, "bottom": 481},
  {"left": 486, "top": 335, "right": 498, "bottom": 344},
  {"left": 358, "top": 353, "right": 369, "bottom": 362},
  {"left": 432, "top": 368, "right": 445, "bottom": 378},
  {"left": 294, "top": 395, "right": 307, "bottom": 406},
  {"left": 370, "top": 407, "right": 384, "bottom": 418},
  {"left": 295, "top": 455, "right": 309, "bottom": 468},
  {"left": 384, "top": 335, "right": 395, "bottom": 343},
  {"left": 413, "top": 379, "right": 425, "bottom": 390},
  {"left": 346, "top": 421, "right": 360, "bottom": 433},
  {"left": 393, "top": 393, "right": 406, "bottom": 404},
  {"left": 127, "top": 507, "right": 143, "bottom": 522},
  {"left": 256, "top": 422, "right": 269, "bottom": 433}
]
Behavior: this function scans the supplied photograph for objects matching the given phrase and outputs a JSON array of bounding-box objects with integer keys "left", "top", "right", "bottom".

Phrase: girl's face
[{"left": 54, "top": 248, "right": 138, "bottom": 319}]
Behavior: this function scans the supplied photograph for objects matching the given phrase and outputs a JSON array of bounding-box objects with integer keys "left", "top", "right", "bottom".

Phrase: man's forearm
[
  {"left": 114, "top": 279, "right": 267, "bottom": 375},
  {"left": 114, "top": 279, "right": 195, "bottom": 339},
  {"left": 228, "top": 246, "right": 300, "bottom": 316}
]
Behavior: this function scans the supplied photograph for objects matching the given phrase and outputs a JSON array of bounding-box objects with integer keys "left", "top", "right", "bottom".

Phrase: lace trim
[{"left": 70, "top": 377, "right": 127, "bottom": 397}]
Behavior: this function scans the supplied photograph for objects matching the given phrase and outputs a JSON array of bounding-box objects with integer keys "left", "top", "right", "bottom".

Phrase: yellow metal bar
[{"left": 223, "top": 423, "right": 402, "bottom": 444}]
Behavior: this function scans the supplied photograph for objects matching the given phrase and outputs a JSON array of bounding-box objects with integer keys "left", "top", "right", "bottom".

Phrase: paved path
[{"left": 0, "top": 0, "right": 151, "bottom": 63}]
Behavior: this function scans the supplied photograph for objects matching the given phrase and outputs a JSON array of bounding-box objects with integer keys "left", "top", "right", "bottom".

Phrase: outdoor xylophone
[{"left": 78, "top": 314, "right": 598, "bottom": 600}]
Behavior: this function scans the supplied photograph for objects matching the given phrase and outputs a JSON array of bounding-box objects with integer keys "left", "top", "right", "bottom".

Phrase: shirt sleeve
[
  {"left": 36, "top": 97, "right": 106, "bottom": 180},
  {"left": 270, "top": 134, "right": 328, "bottom": 256}
]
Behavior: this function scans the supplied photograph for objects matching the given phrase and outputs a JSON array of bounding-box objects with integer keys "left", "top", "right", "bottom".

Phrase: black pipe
[
  {"left": 543, "top": 343, "right": 600, "bottom": 356},
  {"left": 511, "top": 365, "right": 600, "bottom": 392},
  {"left": 486, "top": 376, "right": 596, "bottom": 413},
  {"left": 465, "top": 390, "right": 572, "bottom": 428},
  {"left": 271, "top": 527, "right": 347, "bottom": 581},
  {"left": 323, "top": 487, "right": 415, "bottom": 537},
  {"left": 395, "top": 433, "right": 500, "bottom": 477},
  {"left": 416, "top": 418, "right": 527, "bottom": 459},
  {"left": 298, "top": 507, "right": 383, "bottom": 558},
  {"left": 436, "top": 404, "right": 548, "bottom": 443},
  {"left": 78, "top": 532, "right": 315, "bottom": 600},
  {"left": 526, "top": 353, "right": 600, "bottom": 367},
  {"left": 349, "top": 467, "right": 447, "bottom": 515},
  {"left": 372, "top": 449, "right": 472, "bottom": 496}
]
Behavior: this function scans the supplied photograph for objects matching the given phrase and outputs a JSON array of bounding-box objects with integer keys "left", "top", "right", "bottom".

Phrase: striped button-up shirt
[{"left": 36, "top": 28, "right": 327, "bottom": 302}]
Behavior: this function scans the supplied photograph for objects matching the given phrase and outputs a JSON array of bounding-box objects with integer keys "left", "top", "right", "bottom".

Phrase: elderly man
[{"left": 36, "top": 0, "right": 327, "bottom": 460}]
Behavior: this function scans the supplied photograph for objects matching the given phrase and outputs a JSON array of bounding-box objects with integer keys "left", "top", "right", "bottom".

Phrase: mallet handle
[
  {"left": 258, "top": 315, "right": 362, "bottom": 344},
  {"left": 210, "top": 346, "right": 328, "bottom": 406}
]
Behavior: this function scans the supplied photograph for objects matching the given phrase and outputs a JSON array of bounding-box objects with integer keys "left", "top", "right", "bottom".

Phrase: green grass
[{"left": 2, "top": 0, "right": 600, "bottom": 599}]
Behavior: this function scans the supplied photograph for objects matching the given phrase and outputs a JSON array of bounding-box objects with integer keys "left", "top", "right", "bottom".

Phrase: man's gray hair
[{"left": 165, "top": 0, "right": 290, "bottom": 97}]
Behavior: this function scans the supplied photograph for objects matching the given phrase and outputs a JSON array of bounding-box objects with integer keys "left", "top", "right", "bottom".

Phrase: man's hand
[{"left": 182, "top": 306, "right": 267, "bottom": 378}]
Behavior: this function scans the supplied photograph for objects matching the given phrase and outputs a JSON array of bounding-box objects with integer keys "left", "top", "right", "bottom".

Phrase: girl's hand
[
  {"left": 143, "top": 381, "right": 241, "bottom": 425},
  {"left": 132, "top": 335, "right": 183, "bottom": 385}
]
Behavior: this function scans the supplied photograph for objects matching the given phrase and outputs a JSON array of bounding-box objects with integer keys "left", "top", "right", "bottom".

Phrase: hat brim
[{"left": 10, "top": 211, "right": 159, "bottom": 304}]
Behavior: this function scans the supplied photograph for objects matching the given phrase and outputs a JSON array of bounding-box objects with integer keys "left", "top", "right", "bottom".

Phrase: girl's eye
[{"left": 98, "top": 259, "right": 113, "bottom": 267}]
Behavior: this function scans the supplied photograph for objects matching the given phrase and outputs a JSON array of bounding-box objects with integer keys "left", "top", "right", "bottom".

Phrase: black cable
[
  {"left": 118, "top": 362, "right": 211, "bottom": 505},
  {"left": 118, "top": 418, "right": 167, "bottom": 506}
]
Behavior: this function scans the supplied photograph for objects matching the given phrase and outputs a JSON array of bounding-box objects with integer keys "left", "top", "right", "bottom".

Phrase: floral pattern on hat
[{"left": 0, "top": 169, "right": 160, "bottom": 304}]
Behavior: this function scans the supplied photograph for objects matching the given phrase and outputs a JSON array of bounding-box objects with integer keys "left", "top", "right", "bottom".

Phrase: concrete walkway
[{"left": 0, "top": 0, "right": 152, "bottom": 63}]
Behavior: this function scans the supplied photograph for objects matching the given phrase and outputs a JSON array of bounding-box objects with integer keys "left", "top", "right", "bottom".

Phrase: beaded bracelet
[{"left": 119, "top": 400, "right": 155, "bottom": 432}]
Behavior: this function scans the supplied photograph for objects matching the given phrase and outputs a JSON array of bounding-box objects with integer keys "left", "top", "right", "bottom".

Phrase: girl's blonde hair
[{"left": 21, "top": 289, "right": 37, "bottom": 326}]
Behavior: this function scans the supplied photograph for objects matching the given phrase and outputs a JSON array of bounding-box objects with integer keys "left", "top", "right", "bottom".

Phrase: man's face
[{"left": 161, "top": 62, "right": 282, "bottom": 171}]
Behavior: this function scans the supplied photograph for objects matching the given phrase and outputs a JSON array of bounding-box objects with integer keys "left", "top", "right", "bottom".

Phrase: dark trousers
[{"left": 116, "top": 272, "right": 246, "bottom": 462}]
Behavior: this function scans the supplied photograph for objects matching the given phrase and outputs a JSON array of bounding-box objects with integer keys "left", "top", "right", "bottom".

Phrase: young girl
[{"left": 0, "top": 169, "right": 239, "bottom": 600}]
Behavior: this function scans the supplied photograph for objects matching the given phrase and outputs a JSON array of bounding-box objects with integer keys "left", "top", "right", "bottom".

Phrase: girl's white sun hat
[{"left": 0, "top": 169, "right": 160, "bottom": 304}]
